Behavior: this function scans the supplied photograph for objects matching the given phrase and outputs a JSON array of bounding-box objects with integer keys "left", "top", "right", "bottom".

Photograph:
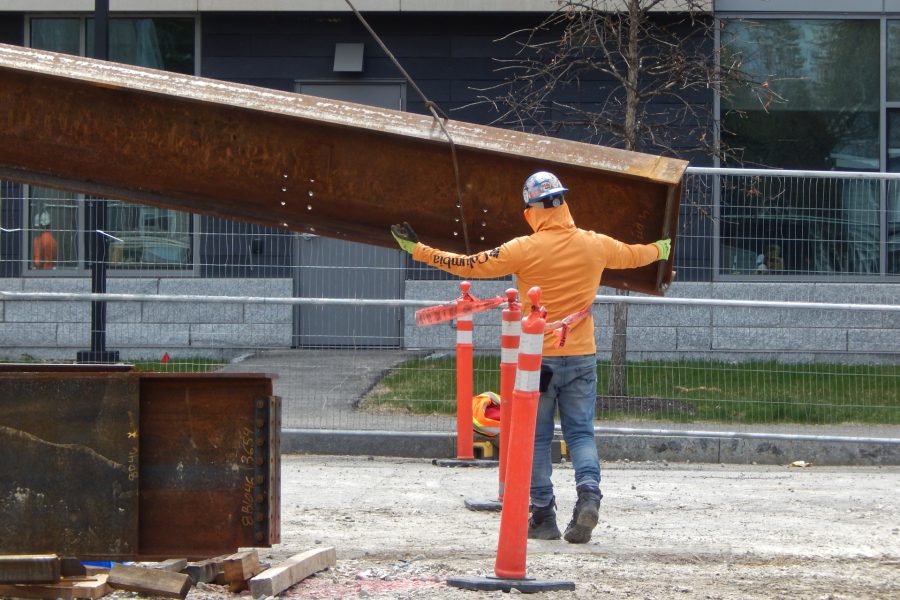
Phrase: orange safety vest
[{"left": 33, "top": 231, "right": 58, "bottom": 269}]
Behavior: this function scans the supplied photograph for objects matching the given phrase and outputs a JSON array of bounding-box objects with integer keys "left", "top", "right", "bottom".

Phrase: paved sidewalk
[{"left": 223, "top": 349, "right": 900, "bottom": 465}]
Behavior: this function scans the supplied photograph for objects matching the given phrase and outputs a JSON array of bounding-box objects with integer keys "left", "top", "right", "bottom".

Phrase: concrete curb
[{"left": 282, "top": 429, "right": 900, "bottom": 466}]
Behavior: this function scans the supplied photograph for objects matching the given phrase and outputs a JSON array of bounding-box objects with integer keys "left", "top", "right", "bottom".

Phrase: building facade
[{"left": 0, "top": 1, "right": 898, "bottom": 360}]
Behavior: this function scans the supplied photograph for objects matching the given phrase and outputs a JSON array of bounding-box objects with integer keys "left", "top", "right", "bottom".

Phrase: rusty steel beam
[
  {"left": 0, "top": 367, "right": 280, "bottom": 560},
  {"left": 0, "top": 43, "right": 686, "bottom": 294}
]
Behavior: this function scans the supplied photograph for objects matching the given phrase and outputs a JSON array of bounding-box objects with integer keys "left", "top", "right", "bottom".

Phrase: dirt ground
[{"left": 186, "top": 453, "right": 900, "bottom": 600}]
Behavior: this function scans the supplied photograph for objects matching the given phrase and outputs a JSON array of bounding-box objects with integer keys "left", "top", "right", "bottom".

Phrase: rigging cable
[{"left": 344, "top": 0, "right": 472, "bottom": 254}]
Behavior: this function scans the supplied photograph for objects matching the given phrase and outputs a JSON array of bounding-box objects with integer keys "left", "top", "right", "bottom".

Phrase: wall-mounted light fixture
[{"left": 333, "top": 43, "right": 364, "bottom": 72}]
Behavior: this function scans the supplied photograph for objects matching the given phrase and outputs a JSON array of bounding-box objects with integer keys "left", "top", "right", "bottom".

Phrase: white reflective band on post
[
  {"left": 458, "top": 313, "right": 473, "bottom": 322},
  {"left": 501, "top": 347, "right": 518, "bottom": 364},
  {"left": 457, "top": 330, "right": 473, "bottom": 344},
  {"left": 518, "top": 331, "right": 543, "bottom": 356},
  {"left": 501, "top": 320, "right": 521, "bottom": 336},
  {"left": 515, "top": 368, "right": 540, "bottom": 392}
]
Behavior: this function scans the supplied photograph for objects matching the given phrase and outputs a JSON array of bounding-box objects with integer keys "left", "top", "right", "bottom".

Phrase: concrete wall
[
  {"left": 404, "top": 280, "right": 900, "bottom": 364},
  {"left": 0, "top": 277, "right": 292, "bottom": 361},
  {"left": 2, "top": 278, "right": 898, "bottom": 364}
]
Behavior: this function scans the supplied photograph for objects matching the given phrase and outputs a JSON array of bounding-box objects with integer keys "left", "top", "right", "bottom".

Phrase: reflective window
[
  {"left": 87, "top": 17, "right": 195, "bottom": 74},
  {"left": 719, "top": 19, "right": 881, "bottom": 276},
  {"left": 28, "top": 16, "right": 196, "bottom": 272},
  {"left": 30, "top": 18, "right": 80, "bottom": 54},
  {"left": 106, "top": 204, "right": 192, "bottom": 269}
]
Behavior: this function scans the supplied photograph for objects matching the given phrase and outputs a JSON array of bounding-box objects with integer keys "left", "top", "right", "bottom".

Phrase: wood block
[
  {"left": 71, "top": 574, "right": 110, "bottom": 599},
  {"left": 108, "top": 563, "right": 191, "bottom": 599},
  {"left": 223, "top": 550, "right": 261, "bottom": 583},
  {"left": 0, "top": 582, "right": 74, "bottom": 600},
  {"left": 153, "top": 558, "right": 188, "bottom": 573},
  {"left": 249, "top": 548, "right": 336, "bottom": 599},
  {"left": 0, "top": 554, "right": 60, "bottom": 584},
  {"left": 59, "top": 558, "right": 86, "bottom": 577},
  {"left": 183, "top": 559, "right": 219, "bottom": 585},
  {"left": 82, "top": 565, "right": 109, "bottom": 576}
]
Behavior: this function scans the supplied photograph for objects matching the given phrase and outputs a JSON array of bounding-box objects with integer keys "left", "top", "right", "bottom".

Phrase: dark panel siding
[
  {"left": 197, "top": 11, "right": 714, "bottom": 280},
  {"left": 0, "top": 14, "right": 23, "bottom": 46},
  {"left": 199, "top": 216, "right": 294, "bottom": 278}
]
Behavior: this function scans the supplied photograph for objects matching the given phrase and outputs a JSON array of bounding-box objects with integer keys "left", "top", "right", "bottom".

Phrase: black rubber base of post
[
  {"left": 463, "top": 497, "right": 503, "bottom": 512},
  {"left": 76, "top": 350, "right": 121, "bottom": 364},
  {"left": 446, "top": 576, "right": 575, "bottom": 593},
  {"left": 432, "top": 458, "right": 497, "bottom": 468}
]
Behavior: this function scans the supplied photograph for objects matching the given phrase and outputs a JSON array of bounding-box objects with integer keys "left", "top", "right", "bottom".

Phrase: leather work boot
[
  {"left": 528, "top": 499, "right": 561, "bottom": 540},
  {"left": 563, "top": 489, "right": 603, "bottom": 544}
]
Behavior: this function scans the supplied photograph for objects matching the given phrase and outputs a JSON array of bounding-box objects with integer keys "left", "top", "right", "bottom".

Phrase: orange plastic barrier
[
  {"left": 494, "top": 287, "right": 545, "bottom": 580},
  {"left": 455, "top": 282, "right": 475, "bottom": 460},
  {"left": 497, "top": 288, "right": 521, "bottom": 501}
]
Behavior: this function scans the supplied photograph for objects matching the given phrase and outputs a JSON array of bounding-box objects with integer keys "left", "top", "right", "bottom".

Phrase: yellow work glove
[
  {"left": 653, "top": 238, "right": 671, "bottom": 261},
  {"left": 391, "top": 222, "right": 418, "bottom": 254}
]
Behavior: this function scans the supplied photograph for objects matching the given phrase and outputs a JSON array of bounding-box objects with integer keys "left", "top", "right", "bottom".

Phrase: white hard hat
[{"left": 522, "top": 171, "right": 567, "bottom": 207}]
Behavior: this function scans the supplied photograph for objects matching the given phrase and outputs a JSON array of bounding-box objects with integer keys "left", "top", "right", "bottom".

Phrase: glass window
[
  {"left": 106, "top": 202, "right": 192, "bottom": 269},
  {"left": 87, "top": 17, "right": 195, "bottom": 74},
  {"left": 719, "top": 19, "right": 881, "bottom": 277},
  {"left": 721, "top": 19, "right": 880, "bottom": 171},
  {"left": 30, "top": 18, "right": 80, "bottom": 54},
  {"left": 28, "top": 16, "right": 196, "bottom": 273},
  {"left": 28, "top": 186, "right": 79, "bottom": 271}
]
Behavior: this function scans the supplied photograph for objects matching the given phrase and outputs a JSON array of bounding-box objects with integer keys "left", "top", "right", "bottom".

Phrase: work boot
[
  {"left": 528, "top": 499, "right": 561, "bottom": 540},
  {"left": 563, "top": 489, "right": 603, "bottom": 544}
]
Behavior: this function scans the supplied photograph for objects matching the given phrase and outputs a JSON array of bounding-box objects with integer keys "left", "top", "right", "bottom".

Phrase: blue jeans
[{"left": 530, "top": 354, "right": 600, "bottom": 508}]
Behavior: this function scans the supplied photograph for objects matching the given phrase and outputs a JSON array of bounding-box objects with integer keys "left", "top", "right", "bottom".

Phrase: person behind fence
[
  {"left": 32, "top": 211, "right": 58, "bottom": 270},
  {"left": 391, "top": 171, "right": 670, "bottom": 544}
]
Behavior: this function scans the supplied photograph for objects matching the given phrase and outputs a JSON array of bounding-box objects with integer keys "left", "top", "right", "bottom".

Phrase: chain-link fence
[{"left": 2, "top": 168, "right": 899, "bottom": 445}]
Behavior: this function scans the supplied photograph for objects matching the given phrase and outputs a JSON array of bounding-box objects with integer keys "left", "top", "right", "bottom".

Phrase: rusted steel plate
[
  {"left": 0, "top": 43, "right": 685, "bottom": 294},
  {"left": 0, "top": 371, "right": 140, "bottom": 559},
  {"left": 138, "top": 374, "right": 280, "bottom": 559}
]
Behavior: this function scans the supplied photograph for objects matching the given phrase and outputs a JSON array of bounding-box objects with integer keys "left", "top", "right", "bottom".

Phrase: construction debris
[
  {"left": 249, "top": 547, "right": 337, "bottom": 598},
  {"left": 0, "top": 550, "right": 333, "bottom": 599},
  {"left": 0, "top": 554, "right": 60, "bottom": 584},
  {"left": 107, "top": 563, "right": 191, "bottom": 599}
]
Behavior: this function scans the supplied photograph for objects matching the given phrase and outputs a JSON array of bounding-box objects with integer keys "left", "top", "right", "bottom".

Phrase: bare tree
[{"left": 471, "top": 0, "right": 778, "bottom": 398}]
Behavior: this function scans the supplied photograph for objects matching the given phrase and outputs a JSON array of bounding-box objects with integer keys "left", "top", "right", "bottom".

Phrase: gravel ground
[{"left": 167, "top": 454, "right": 900, "bottom": 600}]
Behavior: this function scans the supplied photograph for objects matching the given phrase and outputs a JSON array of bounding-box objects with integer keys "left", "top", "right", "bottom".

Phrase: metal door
[{"left": 293, "top": 83, "right": 406, "bottom": 347}]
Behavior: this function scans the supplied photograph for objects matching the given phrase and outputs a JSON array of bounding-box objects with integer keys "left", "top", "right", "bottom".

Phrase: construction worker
[
  {"left": 32, "top": 211, "right": 58, "bottom": 270},
  {"left": 392, "top": 171, "right": 670, "bottom": 544}
]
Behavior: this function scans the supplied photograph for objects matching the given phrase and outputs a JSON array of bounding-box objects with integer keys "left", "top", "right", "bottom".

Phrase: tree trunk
[
  {"left": 608, "top": 291, "right": 629, "bottom": 397},
  {"left": 608, "top": 1, "right": 642, "bottom": 399}
]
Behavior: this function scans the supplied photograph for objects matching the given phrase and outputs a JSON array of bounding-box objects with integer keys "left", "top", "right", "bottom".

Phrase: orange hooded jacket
[{"left": 412, "top": 202, "right": 661, "bottom": 357}]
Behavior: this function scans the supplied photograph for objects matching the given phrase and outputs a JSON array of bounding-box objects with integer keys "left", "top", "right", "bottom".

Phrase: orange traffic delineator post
[
  {"left": 433, "top": 281, "right": 498, "bottom": 468},
  {"left": 448, "top": 287, "right": 575, "bottom": 593},
  {"left": 464, "top": 288, "right": 521, "bottom": 511}
]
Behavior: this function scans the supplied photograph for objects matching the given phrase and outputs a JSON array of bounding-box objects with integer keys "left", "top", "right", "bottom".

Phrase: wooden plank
[
  {"left": 183, "top": 555, "right": 228, "bottom": 585},
  {"left": 223, "top": 550, "right": 261, "bottom": 583},
  {"left": 108, "top": 563, "right": 191, "bottom": 599},
  {"left": 0, "top": 554, "right": 60, "bottom": 584},
  {"left": 71, "top": 574, "right": 110, "bottom": 600},
  {"left": 0, "top": 583, "right": 74, "bottom": 600},
  {"left": 248, "top": 547, "right": 337, "bottom": 598},
  {"left": 223, "top": 549, "right": 261, "bottom": 592},
  {"left": 153, "top": 558, "right": 188, "bottom": 573}
]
